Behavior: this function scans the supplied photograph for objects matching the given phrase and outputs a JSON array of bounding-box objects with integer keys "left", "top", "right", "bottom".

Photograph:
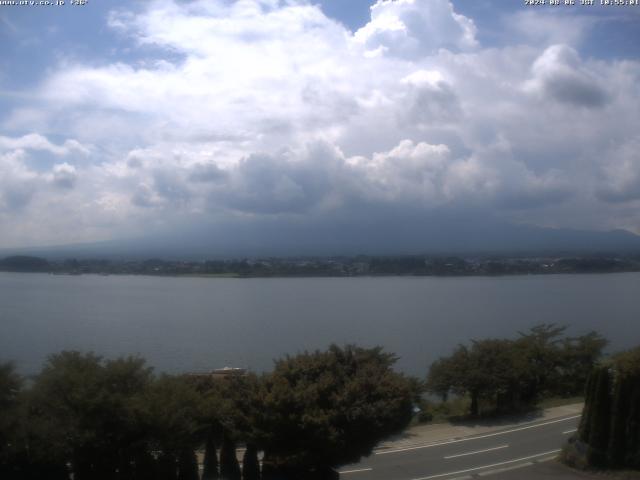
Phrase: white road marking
[
  {"left": 562, "top": 428, "right": 577, "bottom": 435},
  {"left": 410, "top": 449, "right": 561, "bottom": 480},
  {"left": 444, "top": 444, "right": 509, "bottom": 459},
  {"left": 376, "top": 415, "right": 580, "bottom": 455},
  {"left": 339, "top": 468, "right": 373, "bottom": 474}
]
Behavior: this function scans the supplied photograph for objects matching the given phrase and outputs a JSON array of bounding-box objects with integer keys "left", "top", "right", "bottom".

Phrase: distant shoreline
[
  {"left": 2, "top": 269, "right": 640, "bottom": 280},
  {"left": 2, "top": 253, "right": 640, "bottom": 279}
]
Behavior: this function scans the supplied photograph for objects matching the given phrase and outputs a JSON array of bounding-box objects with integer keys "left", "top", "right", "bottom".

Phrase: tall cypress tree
[
  {"left": 157, "top": 453, "right": 178, "bottom": 480},
  {"left": 607, "top": 375, "right": 631, "bottom": 467},
  {"left": 133, "top": 450, "right": 157, "bottom": 480},
  {"left": 242, "top": 444, "right": 260, "bottom": 480},
  {"left": 625, "top": 379, "right": 640, "bottom": 468},
  {"left": 177, "top": 449, "right": 199, "bottom": 480},
  {"left": 220, "top": 435, "right": 241, "bottom": 480},
  {"left": 587, "top": 367, "right": 612, "bottom": 467},
  {"left": 202, "top": 432, "right": 220, "bottom": 480},
  {"left": 578, "top": 370, "right": 597, "bottom": 443}
]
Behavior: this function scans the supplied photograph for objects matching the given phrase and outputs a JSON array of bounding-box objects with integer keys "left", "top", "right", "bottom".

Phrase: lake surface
[{"left": 1, "top": 272, "right": 639, "bottom": 376}]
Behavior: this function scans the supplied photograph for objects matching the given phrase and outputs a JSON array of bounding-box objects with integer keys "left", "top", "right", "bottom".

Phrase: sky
[{"left": 0, "top": 0, "right": 639, "bottom": 251}]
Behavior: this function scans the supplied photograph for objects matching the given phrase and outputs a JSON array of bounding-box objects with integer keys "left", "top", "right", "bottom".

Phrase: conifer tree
[
  {"left": 607, "top": 375, "right": 631, "bottom": 467},
  {"left": 578, "top": 370, "right": 597, "bottom": 443},
  {"left": 202, "top": 432, "right": 220, "bottom": 480},
  {"left": 177, "top": 449, "right": 199, "bottom": 480},
  {"left": 242, "top": 444, "right": 260, "bottom": 480},
  {"left": 587, "top": 367, "right": 611, "bottom": 467},
  {"left": 220, "top": 434, "right": 241, "bottom": 480}
]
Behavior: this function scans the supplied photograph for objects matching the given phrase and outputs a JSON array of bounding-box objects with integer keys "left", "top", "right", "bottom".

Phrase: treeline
[
  {"left": 2, "top": 254, "right": 640, "bottom": 277},
  {"left": 0, "top": 345, "right": 416, "bottom": 480},
  {"left": 426, "top": 325, "right": 607, "bottom": 416},
  {"left": 567, "top": 346, "right": 640, "bottom": 469}
]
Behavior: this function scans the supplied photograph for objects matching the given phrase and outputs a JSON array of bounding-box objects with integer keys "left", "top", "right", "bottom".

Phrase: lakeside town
[{"left": 1, "top": 254, "right": 640, "bottom": 277}]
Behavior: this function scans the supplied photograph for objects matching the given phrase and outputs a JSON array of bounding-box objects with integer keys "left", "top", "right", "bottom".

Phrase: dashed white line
[
  {"left": 376, "top": 415, "right": 580, "bottom": 455},
  {"left": 444, "top": 444, "right": 509, "bottom": 459},
  {"left": 339, "top": 468, "right": 373, "bottom": 475},
  {"left": 562, "top": 428, "right": 577, "bottom": 435},
  {"left": 410, "top": 449, "right": 562, "bottom": 480}
]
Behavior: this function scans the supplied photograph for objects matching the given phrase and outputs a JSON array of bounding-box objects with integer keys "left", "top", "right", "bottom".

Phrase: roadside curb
[{"left": 373, "top": 404, "right": 583, "bottom": 454}]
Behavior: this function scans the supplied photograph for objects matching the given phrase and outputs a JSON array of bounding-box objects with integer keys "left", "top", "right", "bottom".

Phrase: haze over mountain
[
  {"left": 4, "top": 212, "right": 640, "bottom": 260},
  {"left": 1, "top": 1, "right": 639, "bottom": 254}
]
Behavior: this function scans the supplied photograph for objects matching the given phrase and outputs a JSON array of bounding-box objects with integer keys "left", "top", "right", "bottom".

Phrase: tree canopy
[
  {"left": 426, "top": 325, "right": 607, "bottom": 416},
  {"left": 254, "top": 345, "right": 415, "bottom": 472},
  {"left": 0, "top": 345, "right": 415, "bottom": 480}
]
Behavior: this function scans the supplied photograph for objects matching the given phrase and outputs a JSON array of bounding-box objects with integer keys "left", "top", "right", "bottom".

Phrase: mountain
[{"left": 3, "top": 213, "right": 640, "bottom": 260}]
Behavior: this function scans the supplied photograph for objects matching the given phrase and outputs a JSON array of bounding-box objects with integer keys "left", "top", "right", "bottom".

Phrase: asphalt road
[{"left": 339, "top": 414, "right": 581, "bottom": 480}]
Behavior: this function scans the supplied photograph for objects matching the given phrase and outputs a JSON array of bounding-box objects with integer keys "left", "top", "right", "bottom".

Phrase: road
[{"left": 339, "top": 414, "right": 581, "bottom": 480}]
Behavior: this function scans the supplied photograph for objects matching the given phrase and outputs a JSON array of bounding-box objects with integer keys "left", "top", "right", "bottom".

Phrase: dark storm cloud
[
  {"left": 213, "top": 150, "right": 334, "bottom": 215},
  {"left": 542, "top": 71, "right": 609, "bottom": 108},
  {"left": 188, "top": 163, "right": 227, "bottom": 183},
  {"left": 51, "top": 163, "right": 78, "bottom": 190}
]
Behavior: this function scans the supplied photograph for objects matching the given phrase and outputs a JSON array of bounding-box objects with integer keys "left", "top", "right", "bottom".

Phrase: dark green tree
[
  {"left": 138, "top": 375, "right": 205, "bottom": 480},
  {"left": 0, "top": 363, "right": 29, "bottom": 480},
  {"left": 254, "top": 344, "right": 414, "bottom": 475},
  {"left": 242, "top": 444, "right": 260, "bottom": 480},
  {"left": 177, "top": 449, "right": 199, "bottom": 480},
  {"left": 575, "top": 346, "right": 640, "bottom": 469},
  {"left": 586, "top": 366, "right": 611, "bottom": 466},
  {"left": 558, "top": 331, "right": 608, "bottom": 397},
  {"left": 607, "top": 373, "right": 632, "bottom": 467},
  {"left": 219, "top": 434, "right": 241, "bottom": 480},
  {"left": 202, "top": 430, "right": 220, "bottom": 480},
  {"left": 515, "top": 324, "right": 566, "bottom": 403},
  {"left": 27, "top": 352, "right": 154, "bottom": 480}
]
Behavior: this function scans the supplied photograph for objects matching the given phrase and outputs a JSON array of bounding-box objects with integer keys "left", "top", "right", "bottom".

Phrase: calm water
[{"left": 1, "top": 272, "right": 639, "bottom": 376}]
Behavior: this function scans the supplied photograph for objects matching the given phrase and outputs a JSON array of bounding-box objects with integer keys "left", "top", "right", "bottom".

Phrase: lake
[{"left": 1, "top": 272, "right": 638, "bottom": 376}]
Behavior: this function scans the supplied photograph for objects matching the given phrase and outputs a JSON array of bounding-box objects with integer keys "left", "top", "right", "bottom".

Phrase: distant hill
[
  {"left": 2, "top": 214, "right": 640, "bottom": 260},
  {"left": 0, "top": 255, "right": 50, "bottom": 272}
]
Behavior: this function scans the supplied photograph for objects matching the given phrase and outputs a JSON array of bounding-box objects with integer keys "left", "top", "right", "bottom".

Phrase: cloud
[
  {"left": 597, "top": 138, "right": 640, "bottom": 203},
  {"left": 0, "top": 0, "right": 639, "bottom": 248},
  {"left": 0, "top": 133, "right": 89, "bottom": 156},
  {"left": 354, "top": 0, "right": 477, "bottom": 58},
  {"left": 524, "top": 44, "right": 609, "bottom": 108},
  {"left": 51, "top": 163, "right": 78, "bottom": 190},
  {"left": 505, "top": 11, "right": 595, "bottom": 47},
  {"left": 0, "top": 150, "right": 38, "bottom": 211}
]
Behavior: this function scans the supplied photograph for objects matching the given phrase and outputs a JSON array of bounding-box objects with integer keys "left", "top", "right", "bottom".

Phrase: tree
[
  {"left": 426, "top": 352, "right": 462, "bottom": 402},
  {"left": 575, "top": 346, "right": 640, "bottom": 470},
  {"left": 426, "top": 340, "right": 524, "bottom": 415},
  {"left": 242, "top": 444, "right": 260, "bottom": 480},
  {"left": 27, "top": 351, "right": 154, "bottom": 480},
  {"left": 177, "top": 449, "right": 199, "bottom": 480},
  {"left": 254, "top": 345, "right": 414, "bottom": 475},
  {"left": 137, "top": 375, "right": 206, "bottom": 480},
  {"left": 219, "top": 434, "right": 241, "bottom": 480},
  {"left": 202, "top": 430, "right": 220, "bottom": 480},
  {"left": 0, "top": 363, "right": 28, "bottom": 480},
  {"left": 558, "top": 331, "right": 608, "bottom": 397},
  {"left": 586, "top": 367, "right": 611, "bottom": 466},
  {"left": 427, "top": 325, "right": 606, "bottom": 416},
  {"left": 515, "top": 324, "right": 566, "bottom": 403}
]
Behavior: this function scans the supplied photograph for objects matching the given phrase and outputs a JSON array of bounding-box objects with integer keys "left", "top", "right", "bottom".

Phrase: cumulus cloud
[
  {"left": 51, "top": 163, "right": 78, "bottom": 190},
  {"left": 524, "top": 44, "right": 609, "bottom": 108},
  {"left": 506, "top": 11, "right": 595, "bottom": 47},
  {"left": 0, "top": 133, "right": 89, "bottom": 156},
  {"left": 0, "top": 149, "right": 39, "bottom": 211},
  {"left": 597, "top": 138, "right": 640, "bottom": 203},
  {"left": 354, "top": 0, "right": 477, "bottom": 58},
  {"left": 0, "top": 0, "right": 639, "bottom": 248}
]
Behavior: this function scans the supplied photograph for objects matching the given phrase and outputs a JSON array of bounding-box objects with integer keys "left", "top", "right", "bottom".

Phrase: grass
[
  {"left": 414, "top": 395, "right": 584, "bottom": 426},
  {"left": 538, "top": 396, "right": 584, "bottom": 409}
]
